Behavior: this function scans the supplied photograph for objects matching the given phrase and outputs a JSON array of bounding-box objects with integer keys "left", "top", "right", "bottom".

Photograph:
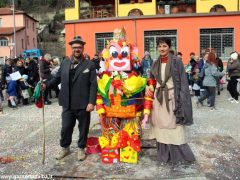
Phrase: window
[
  {"left": 65, "top": 0, "right": 75, "bottom": 8},
  {"left": 119, "top": 0, "right": 152, "bottom": 4},
  {"left": 0, "top": 57, "right": 4, "bottom": 65},
  {"left": 0, "top": 18, "right": 2, "bottom": 27},
  {"left": 0, "top": 37, "right": 8, "bottom": 46},
  {"left": 200, "top": 28, "right": 234, "bottom": 59},
  {"left": 26, "top": 19, "right": 28, "bottom": 28},
  {"left": 27, "top": 36, "right": 29, "bottom": 45},
  {"left": 144, "top": 30, "right": 177, "bottom": 60},
  {"left": 95, "top": 32, "right": 113, "bottom": 54},
  {"left": 22, "top": 39, "right": 24, "bottom": 49}
]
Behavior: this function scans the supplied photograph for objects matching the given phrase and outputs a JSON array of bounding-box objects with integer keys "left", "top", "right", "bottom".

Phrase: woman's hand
[
  {"left": 145, "top": 85, "right": 154, "bottom": 97},
  {"left": 142, "top": 114, "right": 149, "bottom": 128}
]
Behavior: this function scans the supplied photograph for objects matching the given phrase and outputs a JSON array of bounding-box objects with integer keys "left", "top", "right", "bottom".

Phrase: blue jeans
[{"left": 198, "top": 86, "right": 216, "bottom": 107}]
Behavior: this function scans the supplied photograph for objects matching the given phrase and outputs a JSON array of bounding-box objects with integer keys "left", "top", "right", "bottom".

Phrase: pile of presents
[{"left": 98, "top": 121, "right": 141, "bottom": 164}]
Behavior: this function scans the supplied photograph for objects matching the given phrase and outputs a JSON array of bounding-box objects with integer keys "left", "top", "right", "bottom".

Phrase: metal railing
[{"left": 79, "top": 4, "right": 115, "bottom": 19}]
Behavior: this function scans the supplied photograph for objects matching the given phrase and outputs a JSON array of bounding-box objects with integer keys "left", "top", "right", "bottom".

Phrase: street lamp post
[
  {"left": 8, "top": 43, "right": 15, "bottom": 58},
  {"left": 12, "top": 0, "right": 17, "bottom": 58}
]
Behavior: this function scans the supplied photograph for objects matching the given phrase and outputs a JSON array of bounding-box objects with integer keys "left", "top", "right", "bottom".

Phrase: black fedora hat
[{"left": 69, "top": 36, "right": 86, "bottom": 45}]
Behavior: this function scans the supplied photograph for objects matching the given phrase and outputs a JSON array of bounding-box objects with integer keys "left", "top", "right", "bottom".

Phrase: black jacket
[
  {"left": 47, "top": 57, "right": 97, "bottom": 109},
  {"left": 2, "top": 64, "right": 14, "bottom": 84},
  {"left": 40, "top": 59, "right": 51, "bottom": 80},
  {"left": 15, "top": 66, "right": 26, "bottom": 75},
  {"left": 26, "top": 60, "right": 39, "bottom": 82},
  {"left": 91, "top": 58, "right": 100, "bottom": 70}
]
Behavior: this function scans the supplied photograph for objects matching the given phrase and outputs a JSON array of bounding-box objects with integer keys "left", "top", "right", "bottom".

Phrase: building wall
[
  {"left": 65, "top": 14, "right": 240, "bottom": 64},
  {"left": 0, "top": 37, "right": 11, "bottom": 59},
  {"left": 196, "top": 0, "right": 239, "bottom": 13},
  {"left": 0, "top": 14, "right": 37, "bottom": 58},
  {"left": 0, "top": 14, "right": 24, "bottom": 27},
  {"left": 23, "top": 16, "right": 38, "bottom": 51},
  {"left": 0, "top": 29, "right": 25, "bottom": 58},
  {"left": 15, "top": 29, "right": 25, "bottom": 56},
  {"left": 65, "top": 0, "right": 79, "bottom": 20}
]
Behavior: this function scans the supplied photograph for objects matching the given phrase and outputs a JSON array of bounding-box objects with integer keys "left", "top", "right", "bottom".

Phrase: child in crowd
[
  {"left": 6, "top": 78, "right": 17, "bottom": 108},
  {"left": 19, "top": 75, "right": 32, "bottom": 105}
]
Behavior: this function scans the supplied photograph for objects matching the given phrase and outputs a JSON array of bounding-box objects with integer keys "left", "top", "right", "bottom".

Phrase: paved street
[{"left": 0, "top": 87, "right": 240, "bottom": 179}]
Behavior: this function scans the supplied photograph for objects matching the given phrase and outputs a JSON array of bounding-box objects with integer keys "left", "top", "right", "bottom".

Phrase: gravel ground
[{"left": 0, "top": 87, "right": 239, "bottom": 179}]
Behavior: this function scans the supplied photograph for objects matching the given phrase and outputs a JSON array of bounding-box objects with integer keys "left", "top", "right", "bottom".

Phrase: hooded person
[{"left": 141, "top": 51, "right": 153, "bottom": 78}]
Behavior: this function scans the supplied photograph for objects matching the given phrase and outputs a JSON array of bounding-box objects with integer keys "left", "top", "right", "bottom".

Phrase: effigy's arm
[
  {"left": 96, "top": 93, "right": 106, "bottom": 116},
  {"left": 142, "top": 78, "right": 156, "bottom": 127}
]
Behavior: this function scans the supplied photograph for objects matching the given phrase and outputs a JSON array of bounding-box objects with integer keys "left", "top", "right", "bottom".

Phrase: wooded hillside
[{"left": 0, "top": 0, "right": 64, "bottom": 13}]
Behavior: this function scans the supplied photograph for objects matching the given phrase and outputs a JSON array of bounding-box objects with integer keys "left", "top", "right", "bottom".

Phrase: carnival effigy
[{"left": 96, "top": 28, "right": 155, "bottom": 164}]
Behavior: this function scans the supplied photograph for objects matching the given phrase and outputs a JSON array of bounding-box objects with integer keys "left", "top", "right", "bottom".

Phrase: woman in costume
[{"left": 142, "top": 37, "right": 195, "bottom": 163}]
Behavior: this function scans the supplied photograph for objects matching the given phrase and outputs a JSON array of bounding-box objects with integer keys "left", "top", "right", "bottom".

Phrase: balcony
[
  {"left": 157, "top": 0, "right": 196, "bottom": 14},
  {"left": 75, "top": 0, "right": 238, "bottom": 21},
  {"left": 79, "top": 3, "right": 115, "bottom": 19}
]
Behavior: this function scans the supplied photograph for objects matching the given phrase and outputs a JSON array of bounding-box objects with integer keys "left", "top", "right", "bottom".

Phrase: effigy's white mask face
[{"left": 108, "top": 42, "right": 131, "bottom": 71}]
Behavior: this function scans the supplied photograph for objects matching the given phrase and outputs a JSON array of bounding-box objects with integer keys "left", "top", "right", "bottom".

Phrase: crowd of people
[
  {"left": 184, "top": 49, "right": 240, "bottom": 110},
  {"left": 0, "top": 54, "right": 61, "bottom": 112},
  {"left": 0, "top": 48, "right": 240, "bottom": 114}
]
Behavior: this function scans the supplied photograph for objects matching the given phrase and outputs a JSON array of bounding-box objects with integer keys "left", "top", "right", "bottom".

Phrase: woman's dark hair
[
  {"left": 157, "top": 37, "right": 171, "bottom": 48},
  {"left": 190, "top": 52, "right": 195, "bottom": 56},
  {"left": 206, "top": 52, "right": 218, "bottom": 65},
  {"left": 177, "top": 52, "right": 182, "bottom": 56},
  {"left": 169, "top": 50, "right": 175, "bottom": 55}
]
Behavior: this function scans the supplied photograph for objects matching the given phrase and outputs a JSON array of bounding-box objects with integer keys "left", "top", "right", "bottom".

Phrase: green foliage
[
  {"left": 15, "top": 0, "right": 64, "bottom": 12},
  {"left": 47, "top": 0, "right": 57, "bottom": 8},
  {"left": 0, "top": 0, "right": 10, "bottom": 8},
  {"left": 53, "top": 13, "right": 65, "bottom": 22}
]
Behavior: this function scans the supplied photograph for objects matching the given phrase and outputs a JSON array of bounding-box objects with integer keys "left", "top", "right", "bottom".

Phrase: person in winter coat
[
  {"left": 50, "top": 58, "right": 60, "bottom": 98},
  {"left": 142, "top": 37, "right": 195, "bottom": 163},
  {"left": 40, "top": 53, "right": 52, "bottom": 105},
  {"left": 196, "top": 52, "right": 224, "bottom": 110},
  {"left": 19, "top": 74, "right": 33, "bottom": 105},
  {"left": 141, "top": 51, "right": 153, "bottom": 78},
  {"left": 15, "top": 60, "right": 27, "bottom": 75},
  {"left": 26, "top": 58, "right": 39, "bottom": 87},
  {"left": 91, "top": 53, "right": 101, "bottom": 72},
  {"left": 216, "top": 57, "right": 224, "bottom": 95},
  {"left": 15, "top": 60, "right": 27, "bottom": 104},
  {"left": 226, "top": 51, "right": 240, "bottom": 103},
  {"left": 6, "top": 79, "right": 17, "bottom": 108},
  {"left": 2, "top": 59, "right": 14, "bottom": 86}
]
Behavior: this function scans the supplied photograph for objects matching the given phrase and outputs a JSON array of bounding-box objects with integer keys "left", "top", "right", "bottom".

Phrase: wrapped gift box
[
  {"left": 101, "top": 148, "right": 120, "bottom": 164},
  {"left": 120, "top": 146, "right": 138, "bottom": 164}
]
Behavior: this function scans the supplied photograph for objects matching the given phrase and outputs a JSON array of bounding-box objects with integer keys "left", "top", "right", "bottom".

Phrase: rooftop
[
  {"left": 0, "top": 27, "right": 25, "bottom": 35},
  {"left": 0, "top": 8, "right": 38, "bottom": 22},
  {"left": 0, "top": 8, "right": 23, "bottom": 15}
]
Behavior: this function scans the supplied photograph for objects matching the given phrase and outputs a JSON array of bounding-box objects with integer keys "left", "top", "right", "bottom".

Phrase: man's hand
[
  {"left": 86, "top": 103, "right": 95, "bottom": 112},
  {"left": 41, "top": 82, "right": 47, "bottom": 91}
]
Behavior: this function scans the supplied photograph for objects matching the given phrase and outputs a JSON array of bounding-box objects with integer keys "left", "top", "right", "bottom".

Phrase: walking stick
[
  {"left": 41, "top": 93, "right": 46, "bottom": 164},
  {"left": 38, "top": 58, "right": 46, "bottom": 164}
]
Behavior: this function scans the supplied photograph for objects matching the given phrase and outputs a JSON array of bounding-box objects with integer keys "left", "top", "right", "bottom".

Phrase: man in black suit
[{"left": 45, "top": 36, "right": 97, "bottom": 161}]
